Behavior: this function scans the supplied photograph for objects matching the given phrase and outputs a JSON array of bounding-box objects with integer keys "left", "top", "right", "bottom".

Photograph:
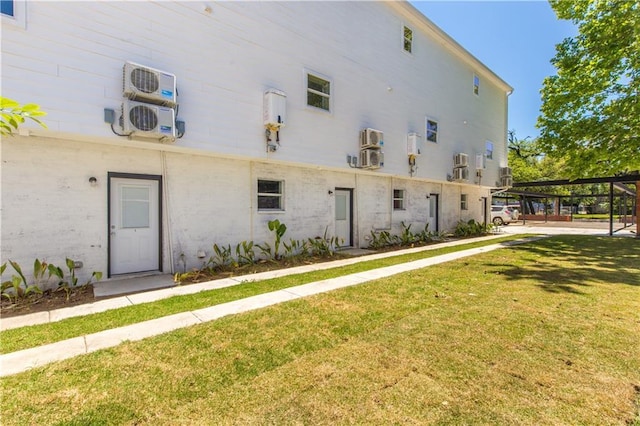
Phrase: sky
[{"left": 410, "top": 1, "right": 577, "bottom": 140}]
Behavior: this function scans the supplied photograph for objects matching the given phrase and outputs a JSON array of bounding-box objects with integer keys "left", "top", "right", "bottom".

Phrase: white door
[
  {"left": 110, "top": 177, "right": 160, "bottom": 275},
  {"left": 335, "top": 189, "right": 351, "bottom": 247},
  {"left": 428, "top": 194, "right": 438, "bottom": 232}
]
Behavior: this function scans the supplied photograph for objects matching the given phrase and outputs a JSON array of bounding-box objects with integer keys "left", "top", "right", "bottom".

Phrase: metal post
[{"left": 609, "top": 182, "right": 614, "bottom": 236}]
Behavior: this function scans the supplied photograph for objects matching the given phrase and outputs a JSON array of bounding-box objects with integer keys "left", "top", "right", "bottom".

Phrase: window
[
  {"left": 306, "top": 72, "right": 331, "bottom": 112},
  {"left": 393, "top": 189, "right": 405, "bottom": 210},
  {"left": 1, "top": 0, "right": 14, "bottom": 16},
  {"left": 426, "top": 118, "right": 438, "bottom": 143},
  {"left": 403, "top": 25, "right": 413, "bottom": 53},
  {"left": 257, "top": 179, "right": 283, "bottom": 211},
  {"left": 485, "top": 141, "right": 494, "bottom": 160},
  {"left": 460, "top": 194, "right": 468, "bottom": 211},
  {"left": 2, "top": 0, "right": 25, "bottom": 28},
  {"left": 473, "top": 74, "right": 480, "bottom": 95}
]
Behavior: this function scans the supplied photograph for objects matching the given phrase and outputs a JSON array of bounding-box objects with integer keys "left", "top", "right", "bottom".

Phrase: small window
[
  {"left": 486, "top": 141, "right": 494, "bottom": 160},
  {"left": 2, "top": 0, "right": 25, "bottom": 28},
  {"left": 257, "top": 179, "right": 284, "bottom": 211},
  {"left": 306, "top": 72, "right": 331, "bottom": 112},
  {"left": 403, "top": 26, "right": 413, "bottom": 53},
  {"left": 473, "top": 74, "right": 480, "bottom": 96},
  {"left": 1, "top": 0, "right": 14, "bottom": 16},
  {"left": 426, "top": 118, "right": 438, "bottom": 143},
  {"left": 461, "top": 194, "right": 468, "bottom": 211},
  {"left": 393, "top": 189, "right": 405, "bottom": 210}
]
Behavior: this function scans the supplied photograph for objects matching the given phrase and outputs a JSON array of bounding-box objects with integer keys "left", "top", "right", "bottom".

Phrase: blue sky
[{"left": 410, "top": 1, "right": 577, "bottom": 140}]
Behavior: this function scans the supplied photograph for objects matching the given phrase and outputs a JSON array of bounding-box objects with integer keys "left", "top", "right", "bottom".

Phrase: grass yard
[
  {"left": 0, "top": 235, "right": 525, "bottom": 354},
  {"left": 1, "top": 235, "right": 639, "bottom": 424}
]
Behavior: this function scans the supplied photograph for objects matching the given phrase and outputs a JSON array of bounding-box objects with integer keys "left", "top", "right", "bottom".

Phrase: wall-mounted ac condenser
[
  {"left": 500, "top": 167, "right": 513, "bottom": 177},
  {"left": 454, "top": 153, "right": 469, "bottom": 168},
  {"left": 360, "top": 148, "right": 383, "bottom": 169},
  {"left": 123, "top": 62, "right": 177, "bottom": 107},
  {"left": 122, "top": 100, "right": 176, "bottom": 142},
  {"left": 360, "top": 128, "right": 383, "bottom": 149},
  {"left": 500, "top": 175, "right": 513, "bottom": 187},
  {"left": 453, "top": 166, "right": 469, "bottom": 181}
]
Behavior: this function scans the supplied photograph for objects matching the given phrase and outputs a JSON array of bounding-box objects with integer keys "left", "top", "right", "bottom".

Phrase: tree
[
  {"left": 537, "top": 0, "right": 640, "bottom": 178},
  {"left": 0, "top": 96, "right": 47, "bottom": 136}
]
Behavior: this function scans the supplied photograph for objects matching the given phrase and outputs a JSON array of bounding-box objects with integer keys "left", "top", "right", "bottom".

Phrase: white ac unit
[
  {"left": 123, "top": 61, "right": 177, "bottom": 106},
  {"left": 453, "top": 166, "right": 469, "bottom": 181},
  {"left": 360, "top": 128, "right": 383, "bottom": 149},
  {"left": 407, "top": 132, "right": 422, "bottom": 156},
  {"left": 500, "top": 166, "right": 512, "bottom": 177},
  {"left": 360, "top": 148, "right": 383, "bottom": 169},
  {"left": 454, "top": 153, "right": 469, "bottom": 168},
  {"left": 475, "top": 153, "right": 486, "bottom": 170},
  {"left": 500, "top": 175, "right": 513, "bottom": 187},
  {"left": 122, "top": 100, "right": 176, "bottom": 142}
]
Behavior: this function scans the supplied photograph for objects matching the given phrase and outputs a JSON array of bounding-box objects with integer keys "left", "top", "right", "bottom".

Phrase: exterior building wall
[{"left": 1, "top": 1, "right": 511, "bottom": 282}]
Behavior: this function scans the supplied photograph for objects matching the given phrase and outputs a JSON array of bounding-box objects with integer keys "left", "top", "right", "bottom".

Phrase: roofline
[{"left": 387, "top": 1, "right": 514, "bottom": 95}]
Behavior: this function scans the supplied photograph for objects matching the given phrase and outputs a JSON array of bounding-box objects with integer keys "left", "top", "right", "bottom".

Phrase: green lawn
[
  {"left": 1, "top": 235, "right": 639, "bottom": 425},
  {"left": 0, "top": 235, "right": 525, "bottom": 354}
]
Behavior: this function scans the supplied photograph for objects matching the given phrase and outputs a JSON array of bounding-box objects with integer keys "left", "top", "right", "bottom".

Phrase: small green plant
[
  {"left": 399, "top": 221, "right": 418, "bottom": 246},
  {"left": 211, "top": 244, "right": 235, "bottom": 268},
  {"left": 453, "top": 219, "right": 492, "bottom": 237},
  {"left": 0, "top": 96, "right": 47, "bottom": 136},
  {"left": 235, "top": 241, "right": 256, "bottom": 266},
  {"left": 53, "top": 259, "right": 103, "bottom": 301},
  {"left": 368, "top": 230, "right": 394, "bottom": 249},
  {"left": 308, "top": 227, "right": 342, "bottom": 256},
  {"left": 268, "top": 219, "right": 287, "bottom": 260},
  {"left": 283, "top": 238, "right": 308, "bottom": 258},
  {"left": 1, "top": 260, "right": 44, "bottom": 304}
]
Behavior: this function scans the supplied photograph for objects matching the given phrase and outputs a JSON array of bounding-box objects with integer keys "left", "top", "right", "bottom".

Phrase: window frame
[
  {"left": 485, "top": 140, "right": 494, "bottom": 160},
  {"left": 305, "top": 70, "right": 332, "bottom": 113},
  {"left": 402, "top": 25, "right": 413, "bottom": 54},
  {"left": 257, "top": 179, "right": 284, "bottom": 212},
  {"left": 460, "top": 194, "right": 468, "bottom": 211},
  {"left": 393, "top": 189, "right": 406, "bottom": 211},
  {"left": 473, "top": 74, "right": 480, "bottom": 96},
  {"left": 426, "top": 117, "right": 438, "bottom": 143},
  {"left": 2, "top": 0, "right": 26, "bottom": 29}
]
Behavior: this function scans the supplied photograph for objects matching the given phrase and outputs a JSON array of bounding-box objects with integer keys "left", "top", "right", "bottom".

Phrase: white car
[{"left": 491, "top": 205, "right": 514, "bottom": 226}]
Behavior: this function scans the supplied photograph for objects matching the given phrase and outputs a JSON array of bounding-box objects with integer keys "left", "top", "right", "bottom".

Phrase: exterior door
[
  {"left": 335, "top": 189, "right": 352, "bottom": 247},
  {"left": 428, "top": 193, "right": 439, "bottom": 232},
  {"left": 109, "top": 175, "right": 161, "bottom": 275}
]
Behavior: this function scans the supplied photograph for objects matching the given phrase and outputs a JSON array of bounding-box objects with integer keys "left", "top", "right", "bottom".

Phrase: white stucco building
[{"left": 1, "top": 1, "right": 512, "bottom": 282}]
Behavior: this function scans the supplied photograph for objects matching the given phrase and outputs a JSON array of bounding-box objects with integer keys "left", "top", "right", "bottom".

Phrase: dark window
[
  {"left": 258, "top": 179, "right": 283, "bottom": 210},
  {"left": 1, "top": 0, "right": 15, "bottom": 16}
]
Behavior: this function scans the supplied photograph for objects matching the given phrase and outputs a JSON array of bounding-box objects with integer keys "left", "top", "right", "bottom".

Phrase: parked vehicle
[{"left": 491, "top": 205, "right": 514, "bottom": 226}]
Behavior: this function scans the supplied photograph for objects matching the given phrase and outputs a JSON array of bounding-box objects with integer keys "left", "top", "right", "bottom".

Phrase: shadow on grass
[{"left": 488, "top": 235, "right": 639, "bottom": 294}]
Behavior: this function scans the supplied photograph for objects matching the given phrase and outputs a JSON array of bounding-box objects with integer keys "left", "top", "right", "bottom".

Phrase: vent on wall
[
  {"left": 122, "top": 100, "right": 176, "bottom": 142},
  {"left": 123, "top": 62, "right": 177, "bottom": 107}
]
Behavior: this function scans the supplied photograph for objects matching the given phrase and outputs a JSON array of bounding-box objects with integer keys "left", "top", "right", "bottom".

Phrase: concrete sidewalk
[{"left": 1, "top": 234, "right": 542, "bottom": 377}]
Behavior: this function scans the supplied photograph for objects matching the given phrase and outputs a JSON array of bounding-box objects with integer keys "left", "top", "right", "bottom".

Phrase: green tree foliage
[
  {"left": 537, "top": 0, "right": 640, "bottom": 178},
  {"left": 0, "top": 96, "right": 47, "bottom": 135}
]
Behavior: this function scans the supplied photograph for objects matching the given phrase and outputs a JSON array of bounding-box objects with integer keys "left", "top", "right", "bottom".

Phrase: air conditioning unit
[
  {"left": 500, "top": 175, "right": 513, "bottom": 187},
  {"left": 360, "top": 148, "right": 383, "bottom": 169},
  {"left": 453, "top": 153, "right": 468, "bottom": 168},
  {"left": 475, "top": 153, "right": 486, "bottom": 170},
  {"left": 360, "top": 128, "right": 383, "bottom": 149},
  {"left": 407, "top": 132, "right": 422, "bottom": 156},
  {"left": 122, "top": 100, "right": 176, "bottom": 142},
  {"left": 453, "top": 166, "right": 469, "bottom": 181},
  {"left": 500, "top": 166, "right": 512, "bottom": 177},
  {"left": 123, "top": 61, "right": 177, "bottom": 107}
]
